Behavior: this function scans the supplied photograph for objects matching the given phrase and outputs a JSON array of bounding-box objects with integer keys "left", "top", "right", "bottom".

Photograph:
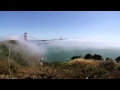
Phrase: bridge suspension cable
[{"left": 27, "top": 33, "right": 40, "bottom": 41}]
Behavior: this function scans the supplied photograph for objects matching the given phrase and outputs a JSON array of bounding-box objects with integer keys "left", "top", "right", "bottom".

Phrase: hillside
[
  {"left": 1, "top": 40, "right": 120, "bottom": 79},
  {"left": 0, "top": 40, "right": 40, "bottom": 66},
  {"left": 66, "top": 58, "right": 102, "bottom": 67}
]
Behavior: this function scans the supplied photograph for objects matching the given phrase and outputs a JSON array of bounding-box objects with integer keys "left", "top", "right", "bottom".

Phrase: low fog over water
[{"left": 1, "top": 35, "right": 120, "bottom": 63}]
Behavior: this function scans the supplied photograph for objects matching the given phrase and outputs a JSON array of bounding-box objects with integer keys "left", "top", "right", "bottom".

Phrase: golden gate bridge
[
  {"left": 19, "top": 32, "right": 68, "bottom": 45},
  {"left": 19, "top": 32, "right": 68, "bottom": 65}
]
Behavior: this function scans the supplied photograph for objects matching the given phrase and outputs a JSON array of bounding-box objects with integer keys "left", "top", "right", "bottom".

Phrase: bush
[
  {"left": 71, "top": 56, "right": 76, "bottom": 60},
  {"left": 71, "top": 55, "right": 81, "bottom": 60},
  {"left": 115, "top": 56, "right": 120, "bottom": 63},
  {"left": 84, "top": 54, "right": 92, "bottom": 59},
  {"left": 92, "top": 54, "right": 102, "bottom": 60},
  {"left": 99, "top": 61, "right": 116, "bottom": 71}
]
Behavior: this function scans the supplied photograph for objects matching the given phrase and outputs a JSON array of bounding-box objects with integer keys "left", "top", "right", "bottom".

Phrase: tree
[
  {"left": 71, "top": 55, "right": 82, "bottom": 60},
  {"left": 91, "top": 55, "right": 94, "bottom": 59},
  {"left": 84, "top": 54, "right": 92, "bottom": 59},
  {"left": 97, "top": 55, "right": 102, "bottom": 60},
  {"left": 71, "top": 56, "right": 76, "bottom": 60},
  {"left": 106, "top": 57, "right": 110, "bottom": 61},
  {"left": 92, "top": 54, "right": 102, "bottom": 60},
  {"left": 78, "top": 55, "right": 81, "bottom": 58},
  {"left": 115, "top": 56, "right": 120, "bottom": 63},
  {"left": 75, "top": 56, "right": 79, "bottom": 59},
  {"left": 92, "top": 54, "right": 98, "bottom": 60}
]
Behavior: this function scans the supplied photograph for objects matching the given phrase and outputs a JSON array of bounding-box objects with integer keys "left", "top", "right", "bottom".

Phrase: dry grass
[
  {"left": 15, "top": 65, "right": 59, "bottom": 79},
  {"left": 67, "top": 58, "right": 102, "bottom": 67},
  {"left": 0, "top": 60, "right": 21, "bottom": 79},
  {"left": 0, "top": 59, "right": 119, "bottom": 79}
]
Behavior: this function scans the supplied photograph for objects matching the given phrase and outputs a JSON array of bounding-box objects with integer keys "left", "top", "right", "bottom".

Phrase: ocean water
[
  {"left": 44, "top": 47, "right": 120, "bottom": 62},
  {"left": 36, "top": 40, "right": 120, "bottom": 62},
  {"left": 3, "top": 35, "right": 120, "bottom": 63}
]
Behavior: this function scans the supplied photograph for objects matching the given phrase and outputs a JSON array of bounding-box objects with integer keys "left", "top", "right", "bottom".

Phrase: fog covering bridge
[{"left": 19, "top": 32, "right": 67, "bottom": 45}]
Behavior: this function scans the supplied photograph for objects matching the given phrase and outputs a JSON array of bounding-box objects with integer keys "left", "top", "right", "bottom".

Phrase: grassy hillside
[
  {"left": 1, "top": 40, "right": 120, "bottom": 79},
  {"left": 66, "top": 58, "right": 102, "bottom": 67},
  {"left": 0, "top": 40, "right": 40, "bottom": 66},
  {"left": 0, "top": 58, "right": 120, "bottom": 79}
]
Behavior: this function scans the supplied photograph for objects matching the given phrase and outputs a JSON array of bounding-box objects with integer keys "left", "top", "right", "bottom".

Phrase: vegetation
[
  {"left": 1, "top": 41, "right": 120, "bottom": 79},
  {"left": 84, "top": 54, "right": 102, "bottom": 60},
  {"left": 71, "top": 55, "right": 81, "bottom": 60},
  {"left": 115, "top": 56, "right": 120, "bottom": 63},
  {"left": 84, "top": 53, "right": 92, "bottom": 59}
]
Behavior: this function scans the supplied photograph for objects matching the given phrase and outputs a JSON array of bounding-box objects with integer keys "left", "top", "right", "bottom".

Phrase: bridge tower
[{"left": 24, "top": 32, "right": 27, "bottom": 41}]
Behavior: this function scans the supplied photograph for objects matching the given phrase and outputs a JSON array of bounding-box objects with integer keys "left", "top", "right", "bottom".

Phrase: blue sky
[{"left": 0, "top": 11, "right": 120, "bottom": 42}]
